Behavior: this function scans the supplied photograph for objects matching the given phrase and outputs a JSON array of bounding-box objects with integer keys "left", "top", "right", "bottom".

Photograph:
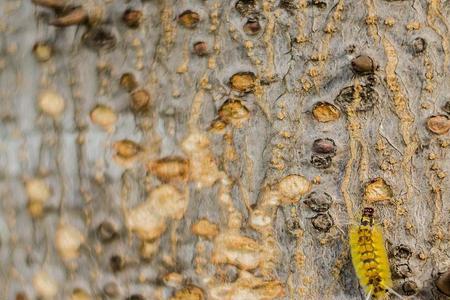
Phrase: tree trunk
[{"left": 1, "top": 0, "right": 449, "bottom": 299}]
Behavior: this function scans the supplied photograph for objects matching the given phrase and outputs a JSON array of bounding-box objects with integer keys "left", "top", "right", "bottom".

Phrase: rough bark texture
[{"left": 0, "top": 0, "right": 450, "bottom": 299}]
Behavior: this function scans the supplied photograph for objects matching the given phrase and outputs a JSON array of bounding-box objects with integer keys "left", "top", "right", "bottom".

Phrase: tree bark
[{"left": 0, "top": 0, "right": 449, "bottom": 299}]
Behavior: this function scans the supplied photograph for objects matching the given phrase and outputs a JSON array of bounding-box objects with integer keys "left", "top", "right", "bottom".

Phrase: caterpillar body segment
[{"left": 349, "top": 208, "right": 392, "bottom": 299}]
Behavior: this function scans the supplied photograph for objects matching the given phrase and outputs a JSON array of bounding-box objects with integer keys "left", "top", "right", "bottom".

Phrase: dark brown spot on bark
[
  {"left": 310, "top": 154, "right": 332, "bottom": 169},
  {"left": 82, "top": 27, "right": 117, "bottom": 51},
  {"left": 402, "top": 280, "right": 418, "bottom": 296},
  {"left": 412, "top": 37, "right": 426, "bottom": 54},
  {"left": 120, "top": 73, "right": 138, "bottom": 92},
  {"left": 351, "top": 55, "right": 375, "bottom": 74},
  {"left": 235, "top": 0, "right": 257, "bottom": 16},
  {"left": 310, "top": 0, "right": 327, "bottom": 9},
  {"left": 442, "top": 101, "right": 450, "bottom": 114},
  {"left": 304, "top": 191, "right": 332, "bottom": 212},
  {"left": 122, "top": 9, "right": 143, "bottom": 28},
  {"left": 15, "top": 292, "right": 28, "bottom": 300},
  {"left": 393, "top": 263, "right": 412, "bottom": 278},
  {"left": 178, "top": 10, "right": 200, "bottom": 28},
  {"left": 97, "top": 221, "right": 117, "bottom": 242},
  {"left": 110, "top": 254, "right": 124, "bottom": 272},
  {"left": 312, "top": 138, "right": 336, "bottom": 156},
  {"left": 393, "top": 244, "right": 412, "bottom": 260},
  {"left": 103, "top": 282, "right": 120, "bottom": 297},
  {"left": 193, "top": 41, "right": 208, "bottom": 56},
  {"left": 334, "top": 84, "right": 378, "bottom": 112},
  {"left": 436, "top": 270, "right": 450, "bottom": 296},
  {"left": 243, "top": 17, "right": 261, "bottom": 35},
  {"left": 127, "top": 294, "right": 145, "bottom": 300},
  {"left": 130, "top": 89, "right": 151, "bottom": 112},
  {"left": 311, "top": 213, "right": 333, "bottom": 232},
  {"left": 279, "top": 0, "right": 297, "bottom": 10}
]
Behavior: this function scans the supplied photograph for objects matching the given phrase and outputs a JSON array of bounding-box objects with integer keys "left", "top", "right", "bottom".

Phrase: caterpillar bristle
[{"left": 349, "top": 207, "right": 393, "bottom": 300}]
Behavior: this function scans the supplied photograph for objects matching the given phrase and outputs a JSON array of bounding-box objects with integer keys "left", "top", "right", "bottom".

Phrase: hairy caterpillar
[{"left": 349, "top": 207, "right": 393, "bottom": 299}]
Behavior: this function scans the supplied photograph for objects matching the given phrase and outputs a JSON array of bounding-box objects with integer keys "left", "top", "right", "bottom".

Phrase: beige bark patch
[
  {"left": 90, "top": 104, "right": 117, "bottom": 129},
  {"left": 229, "top": 72, "right": 256, "bottom": 93},
  {"left": 25, "top": 178, "right": 51, "bottom": 202},
  {"left": 33, "top": 271, "right": 58, "bottom": 299},
  {"left": 152, "top": 185, "right": 187, "bottom": 220},
  {"left": 218, "top": 99, "right": 250, "bottom": 127},
  {"left": 71, "top": 289, "right": 91, "bottom": 300},
  {"left": 112, "top": 140, "right": 142, "bottom": 167},
  {"left": 114, "top": 140, "right": 141, "bottom": 159},
  {"left": 140, "top": 240, "right": 160, "bottom": 260},
  {"left": 277, "top": 174, "right": 312, "bottom": 202},
  {"left": 127, "top": 206, "right": 166, "bottom": 241},
  {"left": 249, "top": 209, "right": 273, "bottom": 229},
  {"left": 171, "top": 285, "right": 205, "bottom": 300},
  {"left": 55, "top": 222, "right": 85, "bottom": 260},
  {"left": 38, "top": 90, "right": 65, "bottom": 117},
  {"left": 427, "top": 115, "right": 450, "bottom": 135},
  {"left": 163, "top": 272, "right": 184, "bottom": 288},
  {"left": 209, "top": 118, "right": 228, "bottom": 134},
  {"left": 363, "top": 177, "right": 393, "bottom": 202},
  {"left": 312, "top": 102, "right": 341, "bottom": 122},
  {"left": 212, "top": 232, "right": 261, "bottom": 270},
  {"left": 209, "top": 271, "right": 284, "bottom": 300},
  {"left": 126, "top": 185, "right": 187, "bottom": 241},
  {"left": 182, "top": 133, "right": 222, "bottom": 188},
  {"left": 191, "top": 219, "right": 219, "bottom": 239},
  {"left": 33, "top": 42, "right": 53, "bottom": 62},
  {"left": 27, "top": 200, "right": 45, "bottom": 218},
  {"left": 147, "top": 156, "right": 189, "bottom": 183}
]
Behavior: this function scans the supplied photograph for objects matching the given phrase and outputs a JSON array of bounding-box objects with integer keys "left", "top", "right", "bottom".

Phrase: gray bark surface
[{"left": 0, "top": 0, "right": 449, "bottom": 299}]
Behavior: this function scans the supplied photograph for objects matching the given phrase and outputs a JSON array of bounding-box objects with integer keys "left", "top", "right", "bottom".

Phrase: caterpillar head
[
  {"left": 361, "top": 207, "right": 374, "bottom": 226},
  {"left": 362, "top": 207, "right": 374, "bottom": 217}
]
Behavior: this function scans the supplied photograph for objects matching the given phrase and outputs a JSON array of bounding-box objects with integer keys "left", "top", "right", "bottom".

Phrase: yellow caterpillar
[{"left": 349, "top": 207, "right": 393, "bottom": 299}]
